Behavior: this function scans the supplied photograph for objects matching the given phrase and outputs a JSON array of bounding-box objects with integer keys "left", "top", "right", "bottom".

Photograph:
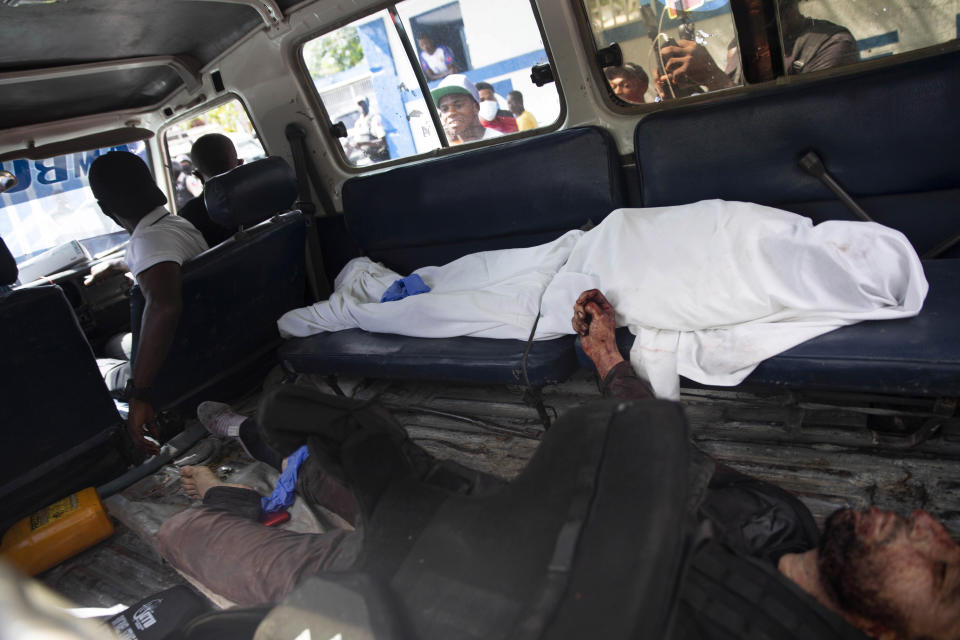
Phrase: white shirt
[
  {"left": 421, "top": 47, "right": 451, "bottom": 74},
  {"left": 125, "top": 206, "right": 208, "bottom": 281}
]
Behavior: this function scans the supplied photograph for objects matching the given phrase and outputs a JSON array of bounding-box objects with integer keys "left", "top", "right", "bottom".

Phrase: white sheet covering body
[
  {"left": 538, "top": 201, "right": 927, "bottom": 398},
  {"left": 277, "top": 230, "right": 582, "bottom": 340},
  {"left": 278, "top": 200, "right": 927, "bottom": 398}
]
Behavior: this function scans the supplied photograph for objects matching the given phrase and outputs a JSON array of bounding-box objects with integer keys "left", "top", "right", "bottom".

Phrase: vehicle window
[
  {"left": 0, "top": 142, "right": 148, "bottom": 266},
  {"left": 782, "top": 0, "right": 960, "bottom": 72},
  {"left": 163, "top": 98, "right": 265, "bottom": 212},
  {"left": 583, "top": 0, "right": 742, "bottom": 104},
  {"left": 301, "top": 0, "right": 561, "bottom": 166},
  {"left": 585, "top": 0, "right": 960, "bottom": 105}
]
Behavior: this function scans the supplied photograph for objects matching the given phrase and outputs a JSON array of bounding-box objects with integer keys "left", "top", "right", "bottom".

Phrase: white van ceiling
[{"left": 0, "top": 0, "right": 301, "bottom": 129}]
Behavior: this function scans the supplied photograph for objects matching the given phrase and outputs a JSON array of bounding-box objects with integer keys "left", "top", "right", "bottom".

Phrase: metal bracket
[{"left": 871, "top": 397, "right": 958, "bottom": 449}]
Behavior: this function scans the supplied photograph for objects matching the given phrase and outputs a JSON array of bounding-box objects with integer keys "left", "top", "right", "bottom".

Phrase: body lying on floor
[{"left": 158, "top": 291, "right": 959, "bottom": 640}]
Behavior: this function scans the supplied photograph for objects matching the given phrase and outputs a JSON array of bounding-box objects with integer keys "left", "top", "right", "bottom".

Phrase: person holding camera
[{"left": 656, "top": 0, "right": 858, "bottom": 99}]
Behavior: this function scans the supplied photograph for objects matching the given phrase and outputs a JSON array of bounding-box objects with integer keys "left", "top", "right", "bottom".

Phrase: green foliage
[
  {"left": 303, "top": 26, "right": 365, "bottom": 77},
  {"left": 204, "top": 102, "right": 253, "bottom": 135}
]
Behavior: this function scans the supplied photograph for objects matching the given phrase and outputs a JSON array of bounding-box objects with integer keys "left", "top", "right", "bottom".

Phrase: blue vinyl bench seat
[
  {"left": 280, "top": 331, "right": 578, "bottom": 387},
  {"left": 626, "top": 50, "right": 960, "bottom": 398},
  {"left": 280, "top": 126, "right": 625, "bottom": 387}
]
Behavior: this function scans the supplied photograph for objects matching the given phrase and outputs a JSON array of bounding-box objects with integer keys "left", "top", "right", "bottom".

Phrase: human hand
[
  {"left": 572, "top": 289, "right": 624, "bottom": 378},
  {"left": 127, "top": 399, "right": 161, "bottom": 456},
  {"left": 656, "top": 39, "right": 733, "bottom": 96},
  {"left": 84, "top": 259, "right": 127, "bottom": 286}
]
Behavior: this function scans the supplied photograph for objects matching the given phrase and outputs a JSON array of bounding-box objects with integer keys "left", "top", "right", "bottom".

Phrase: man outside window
[
  {"left": 430, "top": 74, "right": 503, "bottom": 145},
  {"left": 88, "top": 151, "right": 208, "bottom": 456},
  {"left": 417, "top": 34, "right": 457, "bottom": 81},
  {"left": 475, "top": 82, "right": 518, "bottom": 134},
  {"left": 604, "top": 63, "right": 650, "bottom": 104},
  {"left": 507, "top": 90, "right": 538, "bottom": 131},
  {"left": 347, "top": 98, "right": 389, "bottom": 163}
]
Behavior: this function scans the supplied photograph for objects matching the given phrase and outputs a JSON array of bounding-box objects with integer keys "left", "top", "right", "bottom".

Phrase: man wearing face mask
[
  {"left": 430, "top": 75, "right": 504, "bottom": 145},
  {"left": 474, "top": 81, "right": 518, "bottom": 134}
]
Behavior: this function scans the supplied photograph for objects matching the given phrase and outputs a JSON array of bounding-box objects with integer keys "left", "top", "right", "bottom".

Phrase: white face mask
[{"left": 478, "top": 100, "right": 499, "bottom": 122}]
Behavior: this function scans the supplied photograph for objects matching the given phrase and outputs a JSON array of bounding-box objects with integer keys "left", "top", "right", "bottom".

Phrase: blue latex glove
[
  {"left": 380, "top": 274, "right": 430, "bottom": 302},
  {"left": 261, "top": 445, "right": 310, "bottom": 514}
]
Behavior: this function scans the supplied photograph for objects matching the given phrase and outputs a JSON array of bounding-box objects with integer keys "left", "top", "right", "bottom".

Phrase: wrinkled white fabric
[
  {"left": 539, "top": 201, "right": 927, "bottom": 397},
  {"left": 277, "top": 230, "right": 582, "bottom": 340},
  {"left": 278, "top": 200, "right": 927, "bottom": 399}
]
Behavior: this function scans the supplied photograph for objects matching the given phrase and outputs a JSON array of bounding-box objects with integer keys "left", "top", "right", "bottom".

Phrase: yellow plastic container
[{"left": 1, "top": 487, "right": 114, "bottom": 576}]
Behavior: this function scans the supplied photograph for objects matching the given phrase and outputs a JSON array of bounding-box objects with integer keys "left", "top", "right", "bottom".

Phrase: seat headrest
[
  {"left": 1, "top": 236, "right": 17, "bottom": 286},
  {"left": 204, "top": 156, "right": 298, "bottom": 228}
]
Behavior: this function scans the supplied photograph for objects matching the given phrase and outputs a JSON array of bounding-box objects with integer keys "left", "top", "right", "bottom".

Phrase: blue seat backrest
[
  {"left": 131, "top": 212, "right": 306, "bottom": 408},
  {"left": 0, "top": 284, "right": 123, "bottom": 526},
  {"left": 205, "top": 156, "right": 299, "bottom": 229},
  {"left": 342, "top": 127, "right": 626, "bottom": 274},
  {"left": 634, "top": 50, "right": 960, "bottom": 256}
]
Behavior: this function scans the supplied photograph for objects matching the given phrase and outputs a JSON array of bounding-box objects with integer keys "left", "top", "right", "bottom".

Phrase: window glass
[
  {"left": 781, "top": 0, "right": 960, "bottom": 73},
  {"left": 163, "top": 98, "right": 265, "bottom": 211},
  {"left": 396, "top": 0, "right": 561, "bottom": 143},
  {"left": 301, "top": 0, "right": 561, "bottom": 165},
  {"left": 303, "top": 9, "right": 440, "bottom": 166},
  {"left": 0, "top": 141, "right": 148, "bottom": 267},
  {"left": 583, "top": 0, "right": 742, "bottom": 104}
]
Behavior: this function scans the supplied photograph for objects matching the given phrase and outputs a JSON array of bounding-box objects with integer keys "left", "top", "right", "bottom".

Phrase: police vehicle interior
[{"left": 0, "top": 0, "right": 959, "bottom": 636}]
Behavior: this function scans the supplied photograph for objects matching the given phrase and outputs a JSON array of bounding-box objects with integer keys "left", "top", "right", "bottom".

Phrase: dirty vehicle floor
[{"left": 39, "top": 371, "right": 960, "bottom": 612}]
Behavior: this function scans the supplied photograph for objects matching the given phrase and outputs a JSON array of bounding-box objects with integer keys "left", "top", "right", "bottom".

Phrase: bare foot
[{"left": 179, "top": 465, "right": 252, "bottom": 500}]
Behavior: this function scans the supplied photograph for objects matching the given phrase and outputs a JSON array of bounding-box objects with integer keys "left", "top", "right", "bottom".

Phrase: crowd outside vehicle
[{"left": 304, "top": 0, "right": 562, "bottom": 165}]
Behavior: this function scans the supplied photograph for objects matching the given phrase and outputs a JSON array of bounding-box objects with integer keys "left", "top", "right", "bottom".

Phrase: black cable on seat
[{"left": 520, "top": 312, "right": 552, "bottom": 430}]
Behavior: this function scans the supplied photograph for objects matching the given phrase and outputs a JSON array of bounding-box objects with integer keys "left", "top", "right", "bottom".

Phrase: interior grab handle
[{"left": 797, "top": 150, "right": 873, "bottom": 223}]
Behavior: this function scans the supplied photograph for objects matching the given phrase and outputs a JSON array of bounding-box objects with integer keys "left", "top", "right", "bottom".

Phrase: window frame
[
  {"left": 292, "top": 0, "right": 568, "bottom": 173},
  {"left": 157, "top": 92, "right": 266, "bottom": 210}
]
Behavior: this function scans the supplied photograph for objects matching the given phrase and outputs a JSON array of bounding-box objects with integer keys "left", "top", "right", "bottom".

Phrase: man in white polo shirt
[{"left": 88, "top": 151, "right": 208, "bottom": 456}]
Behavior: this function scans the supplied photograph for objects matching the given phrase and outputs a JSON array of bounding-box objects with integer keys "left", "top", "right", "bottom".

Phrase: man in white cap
[{"left": 430, "top": 74, "right": 503, "bottom": 145}]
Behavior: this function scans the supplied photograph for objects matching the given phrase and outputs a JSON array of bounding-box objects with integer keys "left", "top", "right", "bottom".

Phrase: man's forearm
[{"left": 132, "top": 300, "right": 181, "bottom": 389}]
